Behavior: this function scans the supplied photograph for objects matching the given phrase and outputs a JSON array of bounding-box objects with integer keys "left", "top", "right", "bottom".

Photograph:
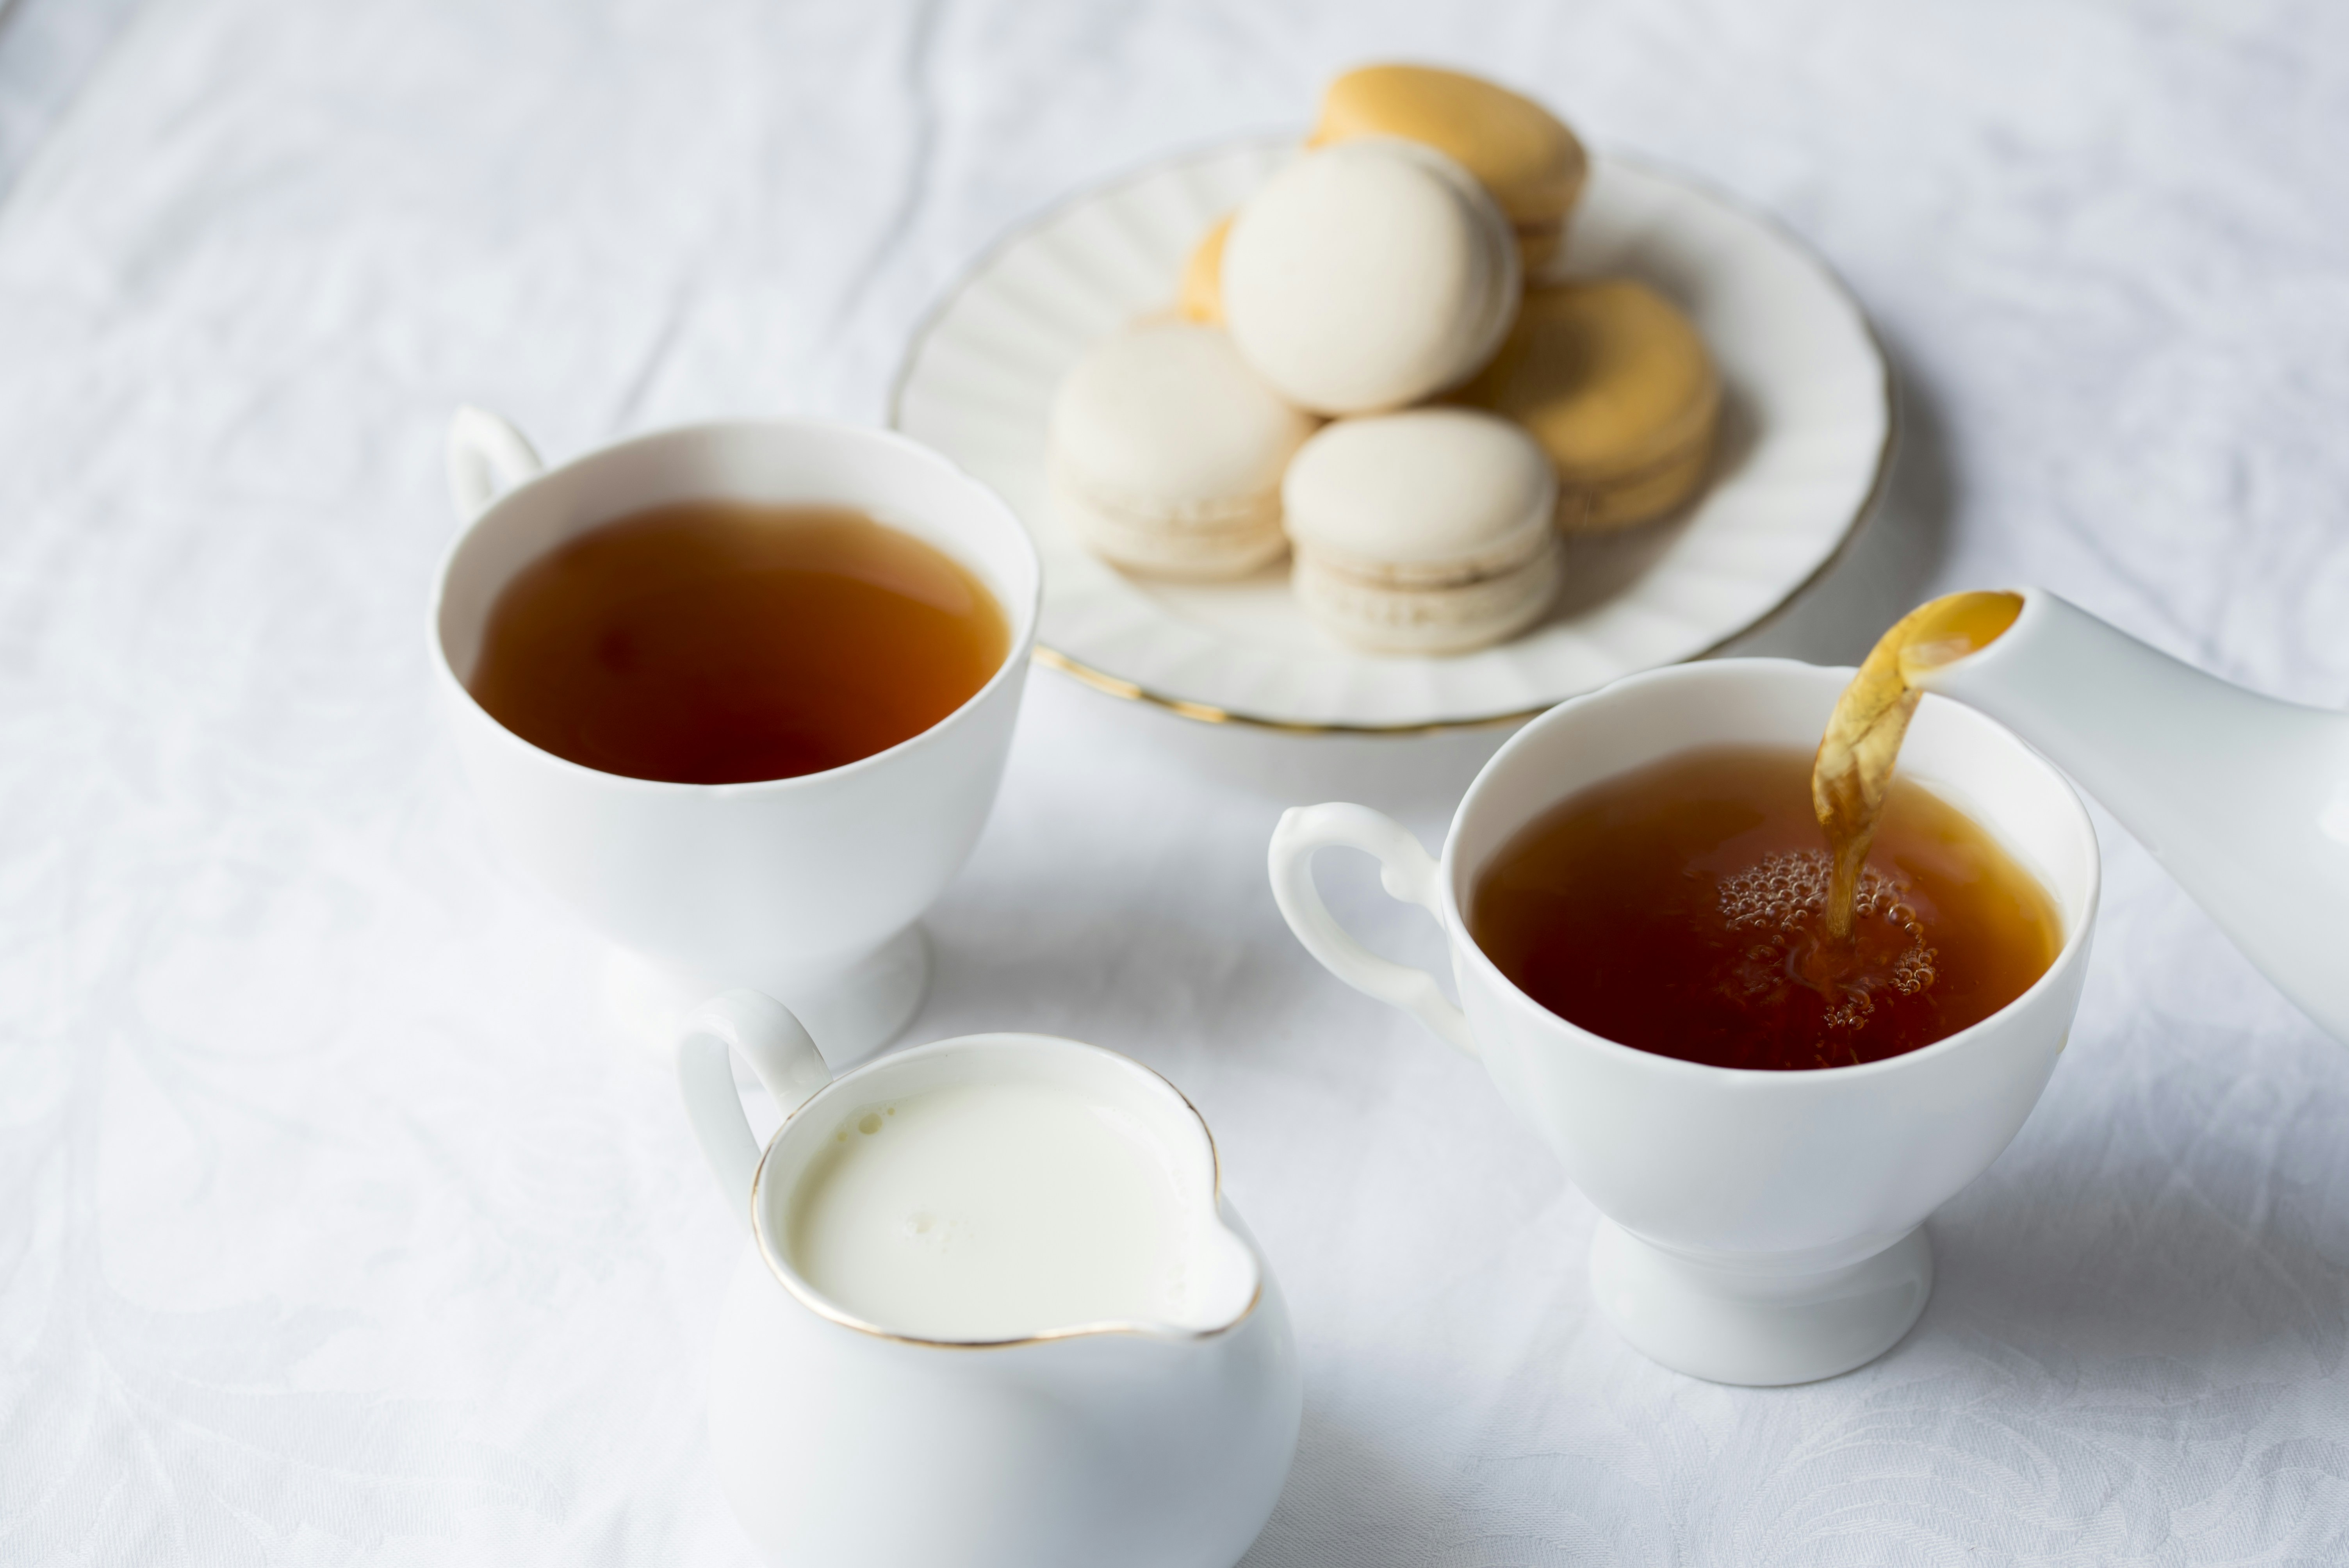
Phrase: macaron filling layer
[
  {"left": 1292, "top": 544, "right": 1560, "bottom": 654},
  {"left": 1051, "top": 465, "right": 1289, "bottom": 579},
  {"left": 1280, "top": 408, "right": 1563, "bottom": 653},
  {"left": 1290, "top": 517, "right": 1552, "bottom": 590},
  {"left": 1555, "top": 440, "right": 1717, "bottom": 533}
]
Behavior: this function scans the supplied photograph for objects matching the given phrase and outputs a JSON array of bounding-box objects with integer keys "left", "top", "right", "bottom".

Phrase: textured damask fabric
[{"left": 4, "top": 0, "right": 2347, "bottom": 1563}]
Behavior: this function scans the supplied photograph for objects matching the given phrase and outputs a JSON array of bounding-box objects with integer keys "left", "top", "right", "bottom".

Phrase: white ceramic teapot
[
  {"left": 673, "top": 991, "right": 1301, "bottom": 1568},
  {"left": 1915, "top": 587, "right": 2349, "bottom": 1044}
]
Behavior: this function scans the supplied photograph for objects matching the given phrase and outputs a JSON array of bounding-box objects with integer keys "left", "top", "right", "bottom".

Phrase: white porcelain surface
[
  {"left": 433, "top": 413, "right": 1041, "bottom": 1064},
  {"left": 1920, "top": 588, "right": 2349, "bottom": 1046},
  {"left": 1590, "top": 1219, "right": 1932, "bottom": 1388},
  {"left": 673, "top": 992, "right": 1301, "bottom": 1568},
  {"left": 892, "top": 138, "right": 1890, "bottom": 729},
  {"left": 1269, "top": 659, "right": 2101, "bottom": 1384}
]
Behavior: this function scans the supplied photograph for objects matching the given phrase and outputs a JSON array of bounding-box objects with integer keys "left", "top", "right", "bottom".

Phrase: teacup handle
[
  {"left": 446, "top": 406, "right": 545, "bottom": 521},
  {"left": 1267, "top": 804, "right": 1476, "bottom": 1056},
  {"left": 674, "top": 990, "right": 836, "bottom": 1222}
]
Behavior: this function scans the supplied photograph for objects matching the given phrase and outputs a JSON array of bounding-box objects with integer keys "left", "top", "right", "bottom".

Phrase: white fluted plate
[{"left": 891, "top": 137, "right": 1891, "bottom": 732}]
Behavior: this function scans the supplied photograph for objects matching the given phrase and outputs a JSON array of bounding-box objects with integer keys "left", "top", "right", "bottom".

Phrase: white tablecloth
[{"left": 6, "top": 1, "right": 2348, "bottom": 1562}]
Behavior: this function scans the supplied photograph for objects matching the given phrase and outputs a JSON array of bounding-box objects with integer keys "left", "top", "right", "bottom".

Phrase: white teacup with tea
[
  {"left": 433, "top": 410, "right": 1041, "bottom": 1060},
  {"left": 1270, "top": 654, "right": 2101, "bottom": 1386}
]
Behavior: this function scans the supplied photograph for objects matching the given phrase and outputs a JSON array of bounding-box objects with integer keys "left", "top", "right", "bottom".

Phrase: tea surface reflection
[{"left": 469, "top": 501, "right": 1009, "bottom": 784}]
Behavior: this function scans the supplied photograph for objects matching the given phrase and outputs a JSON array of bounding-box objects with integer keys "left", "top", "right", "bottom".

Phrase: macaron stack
[{"left": 1048, "top": 62, "right": 1723, "bottom": 656}]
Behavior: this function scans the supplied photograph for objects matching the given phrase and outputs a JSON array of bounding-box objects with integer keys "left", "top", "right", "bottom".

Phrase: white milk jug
[{"left": 674, "top": 991, "right": 1301, "bottom": 1568}]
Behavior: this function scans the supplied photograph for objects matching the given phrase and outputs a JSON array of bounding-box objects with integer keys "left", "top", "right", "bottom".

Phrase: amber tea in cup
[
  {"left": 1469, "top": 745, "right": 2060, "bottom": 1071},
  {"left": 467, "top": 500, "right": 1010, "bottom": 785}
]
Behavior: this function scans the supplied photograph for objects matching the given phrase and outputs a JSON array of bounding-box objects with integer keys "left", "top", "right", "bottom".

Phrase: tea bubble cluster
[{"left": 1717, "top": 850, "right": 1939, "bottom": 1032}]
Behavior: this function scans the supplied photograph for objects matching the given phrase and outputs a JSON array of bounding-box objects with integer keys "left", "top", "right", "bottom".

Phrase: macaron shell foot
[
  {"left": 1294, "top": 539, "right": 1561, "bottom": 656},
  {"left": 1558, "top": 436, "right": 1718, "bottom": 534},
  {"left": 1051, "top": 469, "right": 1290, "bottom": 581}
]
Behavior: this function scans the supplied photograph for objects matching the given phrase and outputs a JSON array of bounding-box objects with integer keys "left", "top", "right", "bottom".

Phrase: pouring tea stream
[{"left": 1913, "top": 587, "right": 2349, "bottom": 1045}]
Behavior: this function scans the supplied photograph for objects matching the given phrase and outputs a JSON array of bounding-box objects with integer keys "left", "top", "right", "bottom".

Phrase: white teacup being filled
[
  {"left": 433, "top": 410, "right": 1041, "bottom": 1062},
  {"left": 673, "top": 991, "right": 1301, "bottom": 1568},
  {"left": 1268, "top": 658, "right": 2101, "bottom": 1386}
]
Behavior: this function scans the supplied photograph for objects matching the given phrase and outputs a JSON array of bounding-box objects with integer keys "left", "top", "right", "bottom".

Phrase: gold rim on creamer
[
  {"left": 744, "top": 1041, "right": 1265, "bottom": 1350},
  {"left": 887, "top": 136, "right": 1899, "bottom": 737}
]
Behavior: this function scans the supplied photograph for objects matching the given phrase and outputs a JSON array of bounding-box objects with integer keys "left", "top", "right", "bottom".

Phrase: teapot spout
[{"left": 1915, "top": 588, "right": 2349, "bottom": 1045}]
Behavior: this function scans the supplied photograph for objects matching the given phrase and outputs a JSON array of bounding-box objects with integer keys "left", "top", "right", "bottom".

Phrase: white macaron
[
  {"left": 1221, "top": 138, "right": 1522, "bottom": 416},
  {"left": 1282, "top": 408, "right": 1562, "bottom": 655},
  {"left": 1048, "top": 320, "right": 1318, "bottom": 580}
]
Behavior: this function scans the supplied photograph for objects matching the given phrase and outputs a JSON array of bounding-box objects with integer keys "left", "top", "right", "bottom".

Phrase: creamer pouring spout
[{"left": 1912, "top": 587, "right": 2349, "bottom": 1044}]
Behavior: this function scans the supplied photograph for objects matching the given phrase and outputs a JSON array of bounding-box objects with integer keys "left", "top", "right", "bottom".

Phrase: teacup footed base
[
  {"left": 1590, "top": 1219, "right": 1932, "bottom": 1386},
  {"left": 604, "top": 925, "right": 931, "bottom": 1071}
]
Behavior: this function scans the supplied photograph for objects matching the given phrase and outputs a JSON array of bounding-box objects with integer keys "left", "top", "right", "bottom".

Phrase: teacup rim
[
  {"left": 1438, "top": 654, "right": 2103, "bottom": 1085},
  {"left": 426, "top": 415, "right": 1044, "bottom": 796},
  {"left": 743, "top": 1031, "right": 1268, "bottom": 1349}
]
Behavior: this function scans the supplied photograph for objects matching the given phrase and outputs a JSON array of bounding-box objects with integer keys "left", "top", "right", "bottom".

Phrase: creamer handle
[
  {"left": 446, "top": 405, "right": 544, "bottom": 521},
  {"left": 674, "top": 990, "right": 834, "bottom": 1222},
  {"left": 1268, "top": 804, "right": 1476, "bottom": 1055}
]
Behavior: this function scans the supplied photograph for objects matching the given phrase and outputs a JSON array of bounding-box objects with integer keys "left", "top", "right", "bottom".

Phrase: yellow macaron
[
  {"left": 1178, "top": 214, "right": 1232, "bottom": 324},
  {"left": 1453, "top": 280, "right": 1721, "bottom": 533},
  {"left": 1310, "top": 64, "right": 1587, "bottom": 274}
]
